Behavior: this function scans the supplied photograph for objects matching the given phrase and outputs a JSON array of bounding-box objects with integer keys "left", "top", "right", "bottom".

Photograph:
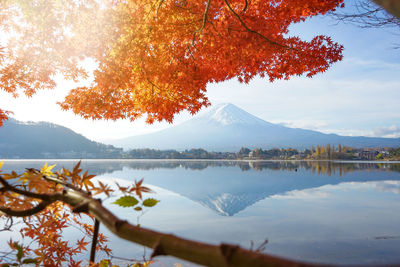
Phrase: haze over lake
[{"left": 2, "top": 160, "right": 400, "bottom": 266}]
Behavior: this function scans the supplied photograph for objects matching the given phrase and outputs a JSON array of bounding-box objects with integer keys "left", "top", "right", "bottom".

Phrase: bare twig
[
  {"left": 43, "top": 174, "right": 86, "bottom": 193},
  {"left": 373, "top": 0, "right": 400, "bottom": 20},
  {"left": 146, "top": 78, "right": 162, "bottom": 91},
  {"left": 330, "top": 0, "right": 400, "bottom": 28},
  {"left": 110, "top": 254, "right": 149, "bottom": 263},
  {"left": 0, "top": 217, "right": 14, "bottom": 232},
  {"left": 242, "top": 0, "right": 248, "bottom": 12},
  {"left": 90, "top": 218, "right": 100, "bottom": 263},
  {"left": 255, "top": 239, "right": 268, "bottom": 253}
]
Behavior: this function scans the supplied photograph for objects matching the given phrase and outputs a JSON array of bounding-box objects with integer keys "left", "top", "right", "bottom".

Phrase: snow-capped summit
[{"left": 191, "top": 103, "right": 269, "bottom": 126}]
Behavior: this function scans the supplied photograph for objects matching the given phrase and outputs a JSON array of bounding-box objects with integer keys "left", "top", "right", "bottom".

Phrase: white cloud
[
  {"left": 345, "top": 181, "right": 400, "bottom": 194},
  {"left": 270, "top": 188, "right": 331, "bottom": 200},
  {"left": 272, "top": 119, "right": 329, "bottom": 131},
  {"left": 341, "top": 57, "right": 400, "bottom": 71},
  {"left": 372, "top": 181, "right": 400, "bottom": 194},
  {"left": 328, "top": 125, "right": 400, "bottom": 138},
  {"left": 271, "top": 181, "right": 400, "bottom": 201},
  {"left": 370, "top": 125, "right": 400, "bottom": 138}
]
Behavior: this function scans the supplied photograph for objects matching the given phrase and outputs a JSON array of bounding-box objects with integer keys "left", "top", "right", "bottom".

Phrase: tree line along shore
[{"left": 120, "top": 145, "right": 400, "bottom": 161}]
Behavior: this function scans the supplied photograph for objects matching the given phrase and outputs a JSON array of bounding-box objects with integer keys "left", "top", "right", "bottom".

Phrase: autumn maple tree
[
  {"left": 1, "top": 0, "right": 344, "bottom": 125},
  {"left": 0, "top": 0, "right": 349, "bottom": 266}
]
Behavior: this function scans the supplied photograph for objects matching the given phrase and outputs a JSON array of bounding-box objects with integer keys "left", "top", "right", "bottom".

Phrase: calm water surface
[{"left": 2, "top": 160, "right": 400, "bottom": 266}]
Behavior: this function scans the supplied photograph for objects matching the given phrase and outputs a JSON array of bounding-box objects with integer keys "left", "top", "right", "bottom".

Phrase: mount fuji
[{"left": 109, "top": 103, "right": 400, "bottom": 151}]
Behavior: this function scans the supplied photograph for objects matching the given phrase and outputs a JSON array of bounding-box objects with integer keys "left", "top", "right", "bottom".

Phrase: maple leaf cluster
[
  {"left": 0, "top": 0, "right": 344, "bottom": 125},
  {"left": 0, "top": 109, "right": 11, "bottom": 127},
  {"left": 0, "top": 161, "right": 156, "bottom": 266}
]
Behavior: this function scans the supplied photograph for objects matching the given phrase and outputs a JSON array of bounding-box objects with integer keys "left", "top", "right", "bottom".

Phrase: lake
[{"left": 1, "top": 160, "right": 400, "bottom": 266}]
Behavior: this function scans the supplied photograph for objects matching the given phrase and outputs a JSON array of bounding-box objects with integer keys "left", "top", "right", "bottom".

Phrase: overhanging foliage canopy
[{"left": 0, "top": 0, "right": 344, "bottom": 125}]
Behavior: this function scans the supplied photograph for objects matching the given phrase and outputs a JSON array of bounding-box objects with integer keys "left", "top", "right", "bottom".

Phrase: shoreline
[{"left": 2, "top": 158, "right": 400, "bottom": 164}]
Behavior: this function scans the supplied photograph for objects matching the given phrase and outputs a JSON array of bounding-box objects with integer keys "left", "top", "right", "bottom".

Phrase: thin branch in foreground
[
  {"left": 0, "top": 175, "right": 51, "bottom": 201},
  {"left": 90, "top": 219, "right": 100, "bottom": 263},
  {"left": 0, "top": 200, "right": 54, "bottom": 217},
  {"left": 26, "top": 168, "right": 87, "bottom": 194}
]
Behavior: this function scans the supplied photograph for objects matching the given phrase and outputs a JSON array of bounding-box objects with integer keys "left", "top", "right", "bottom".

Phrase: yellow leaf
[{"left": 41, "top": 163, "right": 56, "bottom": 177}]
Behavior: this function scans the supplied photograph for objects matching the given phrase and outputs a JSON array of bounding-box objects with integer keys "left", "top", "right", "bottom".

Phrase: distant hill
[
  {"left": 108, "top": 103, "right": 400, "bottom": 151},
  {"left": 0, "top": 118, "right": 122, "bottom": 158}
]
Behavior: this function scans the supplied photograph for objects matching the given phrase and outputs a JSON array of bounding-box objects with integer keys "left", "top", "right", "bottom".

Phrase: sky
[{"left": 1, "top": 1, "right": 400, "bottom": 142}]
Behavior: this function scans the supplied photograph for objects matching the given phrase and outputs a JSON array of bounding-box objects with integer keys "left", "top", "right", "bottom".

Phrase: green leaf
[
  {"left": 99, "top": 259, "right": 110, "bottom": 267},
  {"left": 142, "top": 198, "right": 159, "bottom": 207},
  {"left": 13, "top": 243, "right": 23, "bottom": 262},
  {"left": 134, "top": 206, "right": 142, "bottom": 211},
  {"left": 22, "top": 258, "right": 39, "bottom": 264},
  {"left": 112, "top": 196, "right": 138, "bottom": 207}
]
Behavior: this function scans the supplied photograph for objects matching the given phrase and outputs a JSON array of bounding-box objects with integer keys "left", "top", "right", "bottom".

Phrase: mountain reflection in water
[
  {"left": 2, "top": 160, "right": 400, "bottom": 266},
  {"left": 2, "top": 160, "right": 400, "bottom": 216}
]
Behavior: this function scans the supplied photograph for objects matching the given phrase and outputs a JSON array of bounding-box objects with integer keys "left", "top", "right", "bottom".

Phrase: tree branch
[
  {"left": 56, "top": 188, "right": 326, "bottom": 267},
  {"left": 90, "top": 218, "right": 100, "bottom": 263},
  {"left": 0, "top": 217, "right": 15, "bottom": 232},
  {"left": 373, "top": 0, "right": 400, "bottom": 20},
  {"left": 0, "top": 200, "right": 54, "bottom": 217},
  {"left": 329, "top": 0, "right": 400, "bottom": 28},
  {"left": 242, "top": 0, "right": 248, "bottom": 13},
  {"left": 0, "top": 174, "right": 326, "bottom": 266},
  {"left": 41, "top": 173, "right": 86, "bottom": 194},
  {"left": 192, "top": 0, "right": 212, "bottom": 45},
  {"left": 0, "top": 176, "right": 51, "bottom": 201},
  {"left": 196, "top": 0, "right": 211, "bottom": 33},
  {"left": 223, "top": 0, "right": 293, "bottom": 50}
]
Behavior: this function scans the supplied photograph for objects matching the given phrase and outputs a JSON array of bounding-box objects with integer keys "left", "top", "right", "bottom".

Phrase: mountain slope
[
  {"left": 0, "top": 118, "right": 122, "bottom": 158},
  {"left": 109, "top": 103, "right": 400, "bottom": 151}
]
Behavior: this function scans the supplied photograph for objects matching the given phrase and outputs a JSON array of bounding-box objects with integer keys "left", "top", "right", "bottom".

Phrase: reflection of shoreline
[
  {"left": 3, "top": 160, "right": 400, "bottom": 217},
  {"left": 2, "top": 160, "right": 400, "bottom": 176},
  {"left": 3, "top": 158, "right": 400, "bottom": 162}
]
